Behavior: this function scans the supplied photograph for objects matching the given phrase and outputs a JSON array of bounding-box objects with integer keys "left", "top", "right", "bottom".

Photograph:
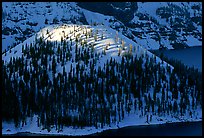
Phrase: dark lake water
[
  {"left": 151, "top": 46, "right": 202, "bottom": 72},
  {"left": 91, "top": 121, "right": 202, "bottom": 136}
]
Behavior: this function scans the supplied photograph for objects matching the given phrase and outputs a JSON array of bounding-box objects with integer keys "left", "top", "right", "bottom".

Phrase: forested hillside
[{"left": 2, "top": 24, "right": 202, "bottom": 135}]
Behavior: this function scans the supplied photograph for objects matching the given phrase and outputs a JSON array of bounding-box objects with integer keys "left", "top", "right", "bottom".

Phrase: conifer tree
[
  {"left": 122, "top": 40, "right": 125, "bottom": 50},
  {"left": 129, "top": 44, "right": 133, "bottom": 54}
]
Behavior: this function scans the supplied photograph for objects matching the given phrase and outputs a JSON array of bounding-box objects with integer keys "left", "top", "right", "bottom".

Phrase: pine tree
[
  {"left": 105, "top": 43, "right": 110, "bottom": 50},
  {"left": 52, "top": 56, "right": 56, "bottom": 74},
  {"left": 173, "top": 100, "right": 178, "bottom": 114},
  {"left": 118, "top": 47, "right": 122, "bottom": 56},
  {"left": 115, "top": 31, "right": 118, "bottom": 43},
  {"left": 129, "top": 44, "right": 133, "bottom": 54},
  {"left": 101, "top": 32, "right": 103, "bottom": 40},
  {"left": 122, "top": 40, "right": 125, "bottom": 50},
  {"left": 103, "top": 47, "right": 106, "bottom": 55},
  {"left": 94, "top": 31, "right": 97, "bottom": 41}
]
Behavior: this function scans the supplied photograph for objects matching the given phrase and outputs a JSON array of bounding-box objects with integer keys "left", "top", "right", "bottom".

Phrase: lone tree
[
  {"left": 105, "top": 43, "right": 110, "bottom": 50},
  {"left": 129, "top": 44, "right": 133, "bottom": 54},
  {"left": 115, "top": 31, "right": 118, "bottom": 43},
  {"left": 118, "top": 47, "right": 122, "bottom": 56},
  {"left": 103, "top": 47, "right": 106, "bottom": 55},
  {"left": 101, "top": 32, "right": 104, "bottom": 40},
  {"left": 122, "top": 40, "right": 125, "bottom": 50},
  {"left": 94, "top": 33, "right": 97, "bottom": 41},
  {"left": 45, "top": 19, "right": 48, "bottom": 24}
]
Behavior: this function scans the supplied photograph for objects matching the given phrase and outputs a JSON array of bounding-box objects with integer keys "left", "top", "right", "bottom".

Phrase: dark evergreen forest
[{"left": 2, "top": 25, "right": 202, "bottom": 132}]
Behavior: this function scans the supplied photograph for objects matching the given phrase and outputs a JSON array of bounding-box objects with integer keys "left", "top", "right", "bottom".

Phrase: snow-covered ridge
[{"left": 2, "top": 23, "right": 173, "bottom": 70}]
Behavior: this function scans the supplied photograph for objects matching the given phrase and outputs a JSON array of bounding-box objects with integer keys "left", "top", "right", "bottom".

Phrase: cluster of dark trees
[{"left": 2, "top": 25, "right": 202, "bottom": 132}]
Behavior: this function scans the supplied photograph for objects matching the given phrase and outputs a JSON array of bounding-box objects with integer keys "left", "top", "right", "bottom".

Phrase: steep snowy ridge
[{"left": 2, "top": 23, "right": 172, "bottom": 76}]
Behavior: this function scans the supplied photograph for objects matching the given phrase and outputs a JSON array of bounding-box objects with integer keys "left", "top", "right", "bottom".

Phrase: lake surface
[
  {"left": 91, "top": 121, "right": 202, "bottom": 136},
  {"left": 151, "top": 46, "right": 202, "bottom": 72}
]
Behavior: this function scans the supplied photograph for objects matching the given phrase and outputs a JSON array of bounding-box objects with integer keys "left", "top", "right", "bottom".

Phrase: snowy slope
[
  {"left": 2, "top": 23, "right": 172, "bottom": 73},
  {"left": 78, "top": 2, "right": 202, "bottom": 49},
  {"left": 2, "top": 2, "right": 202, "bottom": 53},
  {"left": 2, "top": 2, "right": 86, "bottom": 52},
  {"left": 2, "top": 23, "right": 202, "bottom": 135}
]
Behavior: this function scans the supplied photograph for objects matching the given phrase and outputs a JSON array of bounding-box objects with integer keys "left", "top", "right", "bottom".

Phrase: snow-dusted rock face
[
  {"left": 77, "top": 2, "right": 138, "bottom": 24},
  {"left": 2, "top": 2, "right": 202, "bottom": 53},
  {"left": 78, "top": 2, "right": 202, "bottom": 49}
]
